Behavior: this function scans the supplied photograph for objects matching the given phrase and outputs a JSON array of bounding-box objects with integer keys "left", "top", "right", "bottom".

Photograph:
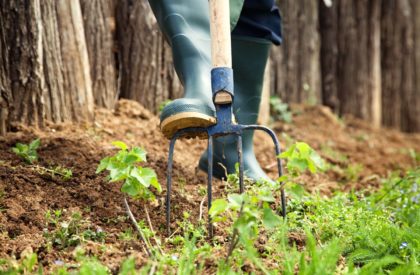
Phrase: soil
[{"left": 1, "top": 99, "right": 419, "bottom": 272}]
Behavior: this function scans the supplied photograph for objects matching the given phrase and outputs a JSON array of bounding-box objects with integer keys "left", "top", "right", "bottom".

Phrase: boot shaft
[{"left": 232, "top": 36, "right": 271, "bottom": 126}]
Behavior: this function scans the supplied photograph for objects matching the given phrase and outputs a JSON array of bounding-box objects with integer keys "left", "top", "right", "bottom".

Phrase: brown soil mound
[{"left": 0, "top": 99, "right": 419, "bottom": 271}]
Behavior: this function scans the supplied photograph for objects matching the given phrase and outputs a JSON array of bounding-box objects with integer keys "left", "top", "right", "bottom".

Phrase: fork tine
[
  {"left": 237, "top": 134, "right": 244, "bottom": 193},
  {"left": 166, "top": 134, "right": 178, "bottom": 236},
  {"left": 207, "top": 135, "right": 214, "bottom": 238}
]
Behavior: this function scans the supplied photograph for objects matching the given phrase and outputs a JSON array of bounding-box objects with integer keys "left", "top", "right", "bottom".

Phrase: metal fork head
[
  {"left": 165, "top": 108, "right": 286, "bottom": 237},
  {"left": 165, "top": 67, "right": 286, "bottom": 237}
]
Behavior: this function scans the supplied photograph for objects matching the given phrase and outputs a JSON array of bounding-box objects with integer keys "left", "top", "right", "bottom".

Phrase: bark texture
[
  {"left": 0, "top": 0, "right": 45, "bottom": 131},
  {"left": 381, "top": 0, "right": 420, "bottom": 132},
  {"left": 80, "top": 0, "right": 118, "bottom": 109},
  {"left": 116, "top": 0, "right": 182, "bottom": 114},
  {"left": 42, "top": 0, "right": 94, "bottom": 123},
  {"left": 0, "top": 0, "right": 94, "bottom": 134},
  {"left": 318, "top": 0, "right": 382, "bottom": 126},
  {"left": 271, "top": 0, "right": 321, "bottom": 105}
]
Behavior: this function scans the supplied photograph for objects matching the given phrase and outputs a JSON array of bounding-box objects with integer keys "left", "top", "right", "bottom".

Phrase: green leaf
[
  {"left": 288, "top": 158, "right": 308, "bottom": 172},
  {"left": 228, "top": 193, "right": 244, "bottom": 209},
  {"left": 258, "top": 193, "right": 276, "bottom": 202},
  {"left": 130, "top": 167, "right": 153, "bottom": 187},
  {"left": 296, "top": 142, "right": 311, "bottom": 158},
  {"left": 121, "top": 178, "right": 141, "bottom": 197},
  {"left": 109, "top": 165, "right": 129, "bottom": 182},
  {"left": 16, "top": 143, "right": 27, "bottom": 151},
  {"left": 29, "top": 138, "right": 40, "bottom": 150},
  {"left": 149, "top": 174, "right": 162, "bottom": 193},
  {"left": 96, "top": 157, "right": 110, "bottom": 174},
  {"left": 112, "top": 141, "right": 128, "bottom": 151},
  {"left": 209, "top": 199, "right": 228, "bottom": 218},
  {"left": 279, "top": 144, "right": 295, "bottom": 159},
  {"left": 122, "top": 154, "right": 138, "bottom": 165},
  {"left": 277, "top": 175, "right": 288, "bottom": 183},
  {"left": 262, "top": 207, "right": 281, "bottom": 229},
  {"left": 288, "top": 183, "right": 306, "bottom": 198},
  {"left": 309, "top": 150, "right": 325, "bottom": 171},
  {"left": 130, "top": 147, "right": 147, "bottom": 162}
]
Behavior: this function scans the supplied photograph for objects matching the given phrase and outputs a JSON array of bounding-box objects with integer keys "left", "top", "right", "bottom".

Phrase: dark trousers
[{"left": 233, "top": 0, "right": 282, "bottom": 45}]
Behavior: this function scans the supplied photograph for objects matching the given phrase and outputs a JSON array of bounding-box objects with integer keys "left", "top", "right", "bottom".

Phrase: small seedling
[
  {"left": 0, "top": 251, "right": 38, "bottom": 274},
  {"left": 407, "top": 148, "right": 420, "bottom": 166},
  {"left": 119, "top": 228, "right": 136, "bottom": 241},
  {"left": 279, "top": 141, "right": 326, "bottom": 176},
  {"left": 12, "top": 138, "right": 40, "bottom": 164},
  {"left": 96, "top": 141, "right": 161, "bottom": 200},
  {"left": 44, "top": 210, "right": 106, "bottom": 249},
  {"left": 159, "top": 99, "right": 173, "bottom": 113},
  {"left": 342, "top": 163, "right": 364, "bottom": 182},
  {"left": 97, "top": 141, "right": 162, "bottom": 257},
  {"left": 270, "top": 96, "right": 292, "bottom": 123},
  {"left": 33, "top": 165, "right": 73, "bottom": 181}
]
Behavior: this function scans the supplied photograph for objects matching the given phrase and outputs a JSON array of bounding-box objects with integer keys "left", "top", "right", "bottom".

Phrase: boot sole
[{"left": 160, "top": 112, "right": 216, "bottom": 139}]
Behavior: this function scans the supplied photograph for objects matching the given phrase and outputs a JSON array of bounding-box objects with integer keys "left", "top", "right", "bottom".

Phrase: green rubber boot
[
  {"left": 148, "top": 0, "right": 215, "bottom": 139},
  {"left": 149, "top": 0, "right": 244, "bottom": 139},
  {"left": 199, "top": 36, "right": 271, "bottom": 181}
]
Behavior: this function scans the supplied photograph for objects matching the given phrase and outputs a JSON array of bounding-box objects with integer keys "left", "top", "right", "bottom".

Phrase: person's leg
[
  {"left": 149, "top": 0, "right": 247, "bottom": 139},
  {"left": 148, "top": 0, "right": 215, "bottom": 139},
  {"left": 199, "top": 0, "right": 282, "bottom": 181},
  {"left": 233, "top": 0, "right": 282, "bottom": 45}
]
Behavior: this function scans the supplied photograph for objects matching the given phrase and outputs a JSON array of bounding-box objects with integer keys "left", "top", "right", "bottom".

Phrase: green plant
[
  {"left": 279, "top": 141, "right": 326, "bottom": 177},
  {"left": 210, "top": 142, "right": 325, "bottom": 272},
  {"left": 44, "top": 209, "right": 106, "bottom": 249},
  {"left": 342, "top": 163, "right": 364, "bottom": 182},
  {"left": 283, "top": 168, "right": 420, "bottom": 274},
  {"left": 210, "top": 183, "right": 282, "bottom": 271},
  {"left": 0, "top": 250, "right": 39, "bottom": 274},
  {"left": 118, "top": 228, "right": 136, "bottom": 241},
  {"left": 96, "top": 141, "right": 161, "bottom": 200},
  {"left": 372, "top": 168, "right": 420, "bottom": 226},
  {"left": 12, "top": 138, "right": 40, "bottom": 164},
  {"left": 159, "top": 99, "right": 172, "bottom": 113},
  {"left": 270, "top": 96, "right": 292, "bottom": 123},
  {"left": 407, "top": 148, "right": 420, "bottom": 166},
  {"left": 97, "top": 141, "right": 161, "bottom": 257},
  {"left": 33, "top": 165, "right": 73, "bottom": 181}
]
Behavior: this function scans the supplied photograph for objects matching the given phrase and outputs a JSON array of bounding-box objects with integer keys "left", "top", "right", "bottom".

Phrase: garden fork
[{"left": 165, "top": 0, "right": 286, "bottom": 237}]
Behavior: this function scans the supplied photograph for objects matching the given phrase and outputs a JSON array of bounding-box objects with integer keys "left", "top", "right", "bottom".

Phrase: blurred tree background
[{"left": 1, "top": 0, "right": 419, "bottom": 134}]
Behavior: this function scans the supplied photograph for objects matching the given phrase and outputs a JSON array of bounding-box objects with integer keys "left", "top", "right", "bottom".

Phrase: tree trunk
[
  {"left": 319, "top": 0, "right": 382, "bottom": 126},
  {"left": 271, "top": 0, "right": 321, "bottom": 105},
  {"left": 0, "top": 0, "right": 45, "bottom": 131},
  {"left": 0, "top": 0, "right": 94, "bottom": 134},
  {"left": 0, "top": 4, "right": 12, "bottom": 135},
  {"left": 80, "top": 0, "right": 118, "bottom": 109},
  {"left": 381, "top": 0, "right": 420, "bottom": 132},
  {"left": 319, "top": 0, "right": 340, "bottom": 113},
  {"left": 116, "top": 0, "right": 182, "bottom": 114},
  {"left": 411, "top": 0, "right": 420, "bottom": 132}
]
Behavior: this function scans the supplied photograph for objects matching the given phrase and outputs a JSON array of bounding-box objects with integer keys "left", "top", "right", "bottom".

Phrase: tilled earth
[{"left": 1, "top": 99, "right": 419, "bottom": 272}]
